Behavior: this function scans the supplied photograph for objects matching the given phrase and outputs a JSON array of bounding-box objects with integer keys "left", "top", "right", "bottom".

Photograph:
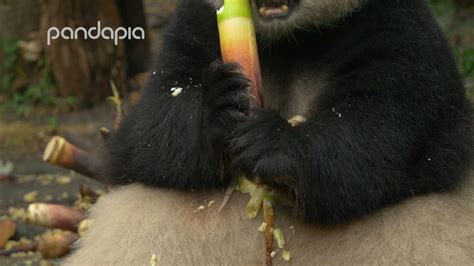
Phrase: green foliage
[
  {"left": 458, "top": 48, "right": 474, "bottom": 100},
  {"left": 1, "top": 39, "right": 19, "bottom": 94},
  {"left": 429, "top": 0, "right": 457, "bottom": 31},
  {"left": 47, "top": 115, "right": 59, "bottom": 133},
  {"left": 459, "top": 48, "right": 474, "bottom": 78},
  {"left": 429, "top": 0, "right": 474, "bottom": 100},
  {"left": 0, "top": 38, "right": 77, "bottom": 117}
]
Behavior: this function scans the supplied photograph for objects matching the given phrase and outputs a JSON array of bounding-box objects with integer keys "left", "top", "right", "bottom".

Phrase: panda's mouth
[{"left": 256, "top": 0, "right": 299, "bottom": 20}]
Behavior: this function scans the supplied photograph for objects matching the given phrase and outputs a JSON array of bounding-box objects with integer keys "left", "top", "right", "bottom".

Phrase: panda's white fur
[
  {"left": 65, "top": 173, "right": 474, "bottom": 265},
  {"left": 205, "top": 0, "right": 367, "bottom": 38}
]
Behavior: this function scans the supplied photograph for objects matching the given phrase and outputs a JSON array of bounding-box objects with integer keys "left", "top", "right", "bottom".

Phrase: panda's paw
[
  {"left": 202, "top": 61, "right": 251, "bottom": 135},
  {"left": 230, "top": 108, "right": 298, "bottom": 189}
]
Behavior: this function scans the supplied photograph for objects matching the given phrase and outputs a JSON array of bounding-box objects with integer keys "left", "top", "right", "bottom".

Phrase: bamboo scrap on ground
[
  {"left": 78, "top": 219, "right": 93, "bottom": 237},
  {"left": 0, "top": 161, "right": 15, "bottom": 182},
  {"left": 25, "top": 203, "right": 85, "bottom": 232},
  {"left": 80, "top": 185, "right": 100, "bottom": 202},
  {"left": 0, "top": 220, "right": 16, "bottom": 249},
  {"left": 0, "top": 230, "right": 78, "bottom": 259},
  {"left": 36, "top": 230, "right": 78, "bottom": 259}
]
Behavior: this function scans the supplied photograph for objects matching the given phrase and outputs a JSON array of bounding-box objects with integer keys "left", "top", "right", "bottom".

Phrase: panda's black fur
[{"left": 106, "top": 0, "right": 473, "bottom": 224}]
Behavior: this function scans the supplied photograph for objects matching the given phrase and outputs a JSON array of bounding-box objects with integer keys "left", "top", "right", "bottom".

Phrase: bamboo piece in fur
[{"left": 263, "top": 192, "right": 275, "bottom": 265}]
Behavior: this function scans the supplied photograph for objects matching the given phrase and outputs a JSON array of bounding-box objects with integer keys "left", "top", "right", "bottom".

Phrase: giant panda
[{"left": 65, "top": 0, "right": 473, "bottom": 264}]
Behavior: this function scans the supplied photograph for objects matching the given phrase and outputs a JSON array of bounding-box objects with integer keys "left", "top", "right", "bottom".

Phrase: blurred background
[{"left": 0, "top": 0, "right": 472, "bottom": 264}]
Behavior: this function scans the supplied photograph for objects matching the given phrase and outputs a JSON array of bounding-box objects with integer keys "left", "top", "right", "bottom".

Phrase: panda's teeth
[{"left": 259, "top": 4, "right": 290, "bottom": 17}]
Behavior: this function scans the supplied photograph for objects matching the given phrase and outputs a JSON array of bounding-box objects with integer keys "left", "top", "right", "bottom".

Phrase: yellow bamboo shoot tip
[{"left": 43, "top": 136, "right": 65, "bottom": 163}]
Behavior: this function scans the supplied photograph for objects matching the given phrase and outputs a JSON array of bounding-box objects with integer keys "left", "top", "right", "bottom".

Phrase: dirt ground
[{"left": 0, "top": 103, "right": 116, "bottom": 265}]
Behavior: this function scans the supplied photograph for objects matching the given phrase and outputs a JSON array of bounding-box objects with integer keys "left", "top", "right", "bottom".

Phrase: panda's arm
[
  {"left": 105, "top": 1, "right": 250, "bottom": 189},
  {"left": 231, "top": 57, "right": 471, "bottom": 224}
]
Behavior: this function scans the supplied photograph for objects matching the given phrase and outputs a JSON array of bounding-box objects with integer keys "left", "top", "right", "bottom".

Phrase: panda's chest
[{"left": 260, "top": 64, "right": 328, "bottom": 120}]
